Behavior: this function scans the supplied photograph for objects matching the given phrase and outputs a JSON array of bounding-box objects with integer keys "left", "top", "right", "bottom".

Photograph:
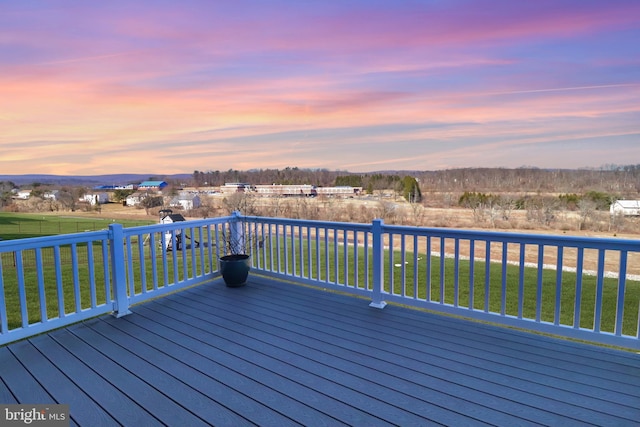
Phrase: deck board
[
  {"left": 165, "top": 288, "right": 547, "bottom": 425},
  {"left": 1, "top": 275, "right": 639, "bottom": 426},
  {"left": 67, "top": 322, "right": 253, "bottom": 427}
]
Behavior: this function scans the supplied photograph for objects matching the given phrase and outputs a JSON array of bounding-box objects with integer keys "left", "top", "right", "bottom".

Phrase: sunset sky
[{"left": 2, "top": 0, "right": 639, "bottom": 175}]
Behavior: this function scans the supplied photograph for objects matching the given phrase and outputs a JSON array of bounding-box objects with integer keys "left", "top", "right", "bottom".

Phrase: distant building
[
  {"left": 170, "top": 193, "right": 201, "bottom": 210},
  {"left": 315, "top": 186, "right": 362, "bottom": 197},
  {"left": 44, "top": 190, "right": 59, "bottom": 200},
  {"left": 220, "top": 183, "right": 253, "bottom": 193},
  {"left": 93, "top": 184, "right": 135, "bottom": 191},
  {"left": 254, "top": 184, "right": 317, "bottom": 197},
  {"left": 125, "top": 192, "right": 146, "bottom": 206},
  {"left": 138, "top": 181, "right": 168, "bottom": 191},
  {"left": 610, "top": 200, "right": 640, "bottom": 216},
  {"left": 82, "top": 192, "right": 109, "bottom": 205},
  {"left": 14, "top": 190, "right": 32, "bottom": 200}
]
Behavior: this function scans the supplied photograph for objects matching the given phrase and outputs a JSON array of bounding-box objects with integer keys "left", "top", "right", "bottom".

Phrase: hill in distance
[{"left": 0, "top": 174, "right": 193, "bottom": 186}]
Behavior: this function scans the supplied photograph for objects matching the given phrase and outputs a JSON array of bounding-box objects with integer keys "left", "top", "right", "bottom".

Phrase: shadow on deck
[{"left": 1, "top": 275, "right": 639, "bottom": 426}]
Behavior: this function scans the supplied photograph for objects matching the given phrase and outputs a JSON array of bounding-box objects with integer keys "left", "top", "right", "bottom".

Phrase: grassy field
[{"left": 0, "top": 212, "right": 155, "bottom": 240}]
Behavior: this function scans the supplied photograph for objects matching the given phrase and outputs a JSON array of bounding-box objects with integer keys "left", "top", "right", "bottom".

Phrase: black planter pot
[{"left": 219, "top": 254, "right": 251, "bottom": 287}]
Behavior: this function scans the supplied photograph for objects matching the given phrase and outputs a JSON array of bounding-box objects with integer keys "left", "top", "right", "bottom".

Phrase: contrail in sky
[{"left": 487, "top": 83, "right": 640, "bottom": 96}]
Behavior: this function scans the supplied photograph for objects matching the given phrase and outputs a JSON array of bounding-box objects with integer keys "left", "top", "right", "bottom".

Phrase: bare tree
[
  {"left": 577, "top": 199, "right": 597, "bottom": 231},
  {"left": 222, "top": 193, "right": 259, "bottom": 215}
]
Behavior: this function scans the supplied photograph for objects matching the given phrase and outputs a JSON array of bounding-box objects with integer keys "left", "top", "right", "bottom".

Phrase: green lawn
[{"left": 0, "top": 212, "right": 154, "bottom": 240}]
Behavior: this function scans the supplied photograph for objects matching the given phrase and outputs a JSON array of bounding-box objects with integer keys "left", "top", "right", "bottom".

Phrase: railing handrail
[
  {"left": 0, "top": 230, "right": 110, "bottom": 252},
  {"left": 381, "top": 223, "right": 640, "bottom": 251},
  {"left": 240, "top": 214, "right": 372, "bottom": 232}
]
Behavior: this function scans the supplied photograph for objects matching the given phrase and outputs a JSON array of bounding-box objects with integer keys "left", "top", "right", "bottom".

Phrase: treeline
[
  {"left": 0, "top": 181, "right": 16, "bottom": 207},
  {"left": 192, "top": 167, "right": 341, "bottom": 187},
  {"left": 458, "top": 190, "right": 615, "bottom": 212},
  {"left": 415, "top": 166, "right": 640, "bottom": 194}
]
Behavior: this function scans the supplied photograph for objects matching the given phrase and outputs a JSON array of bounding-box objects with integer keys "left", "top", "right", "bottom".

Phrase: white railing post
[
  {"left": 369, "top": 218, "right": 387, "bottom": 309},
  {"left": 230, "top": 211, "right": 245, "bottom": 254},
  {"left": 109, "top": 223, "right": 131, "bottom": 318}
]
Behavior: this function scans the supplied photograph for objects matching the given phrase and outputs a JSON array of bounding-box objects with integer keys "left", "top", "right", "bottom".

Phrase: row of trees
[
  {"left": 415, "top": 166, "right": 640, "bottom": 194},
  {"left": 192, "top": 167, "right": 341, "bottom": 187},
  {"left": 456, "top": 191, "right": 626, "bottom": 231}
]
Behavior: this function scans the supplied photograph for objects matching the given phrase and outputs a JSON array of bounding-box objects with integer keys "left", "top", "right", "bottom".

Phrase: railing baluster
[
  {"left": 35, "top": 248, "right": 47, "bottom": 321},
  {"left": 439, "top": 237, "right": 445, "bottom": 304},
  {"left": 189, "top": 226, "right": 197, "bottom": 279},
  {"left": 150, "top": 232, "right": 158, "bottom": 290},
  {"left": 87, "top": 243, "right": 97, "bottom": 308},
  {"left": 162, "top": 231, "right": 169, "bottom": 285},
  {"left": 292, "top": 225, "right": 297, "bottom": 277},
  {"left": 364, "top": 231, "right": 369, "bottom": 290},
  {"left": 501, "top": 242, "right": 507, "bottom": 316},
  {"left": 15, "top": 251, "right": 28, "bottom": 327},
  {"left": 354, "top": 231, "right": 359, "bottom": 288},
  {"left": 554, "top": 246, "right": 564, "bottom": 326},
  {"left": 125, "top": 236, "right": 135, "bottom": 295},
  {"left": 343, "top": 229, "right": 348, "bottom": 286},
  {"left": 413, "top": 235, "right": 418, "bottom": 300},
  {"left": 389, "top": 233, "right": 394, "bottom": 295},
  {"left": 469, "top": 239, "right": 475, "bottom": 310},
  {"left": 400, "top": 233, "right": 406, "bottom": 297},
  {"left": 171, "top": 230, "right": 179, "bottom": 284},
  {"left": 284, "top": 225, "right": 289, "bottom": 275},
  {"left": 0, "top": 256, "right": 7, "bottom": 333},
  {"left": 206, "top": 226, "right": 213, "bottom": 274},
  {"left": 615, "top": 251, "right": 628, "bottom": 336},
  {"left": 54, "top": 246, "right": 64, "bottom": 317},
  {"left": 518, "top": 244, "right": 526, "bottom": 319},
  {"left": 454, "top": 238, "right": 460, "bottom": 307},
  {"left": 426, "top": 235, "right": 432, "bottom": 302},
  {"left": 484, "top": 241, "right": 490, "bottom": 313},
  {"left": 181, "top": 227, "right": 188, "bottom": 282},
  {"left": 333, "top": 228, "right": 339, "bottom": 284},
  {"left": 138, "top": 234, "right": 147, "bottom": 294},
  {"left": 574, "top": 247, "right": 584, "bottom": 329},
  {"left": 594, "top": 249, "right": 606, "bottom": 333},
  {"left": 536, "top": 245, "right": 544, "bottom": 322},
  {"left": 300, "top": 226, "right": 305, "bottom": 278},
  {"left": 199, "top": 227, "right": 206, "bottom": 276}
]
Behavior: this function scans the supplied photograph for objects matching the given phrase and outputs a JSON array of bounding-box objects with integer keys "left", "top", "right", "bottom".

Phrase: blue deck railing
[{"left": 1, "top": 213, "right": 639, "bottom": 349}]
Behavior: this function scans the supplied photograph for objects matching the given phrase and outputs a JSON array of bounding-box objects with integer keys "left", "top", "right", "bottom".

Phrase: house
[
  {"left": 43, "top": 190, "right": 59, "bottom": 200},
  {"left": 610, "top": 200, "right": 640, "bottom": 216},
  {"left": 125, "top": 192, "right": 146, "bottom": 206},
  {"left": 14, "top": 190, "right": 32, "bottom": 200},
  {"left": 81, "top": 192, "right": 109, "bottom": 205},
  {"left": 170, "top": 193, "right": 201, "bottom": 210},
  {"left": 138, "top": 181, "right": 168, "bottom": 191}
]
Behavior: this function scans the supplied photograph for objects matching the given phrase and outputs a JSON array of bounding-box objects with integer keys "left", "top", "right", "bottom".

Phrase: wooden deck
[{"left": 1, "top": 275, "right": 639, "bottom": 426}]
